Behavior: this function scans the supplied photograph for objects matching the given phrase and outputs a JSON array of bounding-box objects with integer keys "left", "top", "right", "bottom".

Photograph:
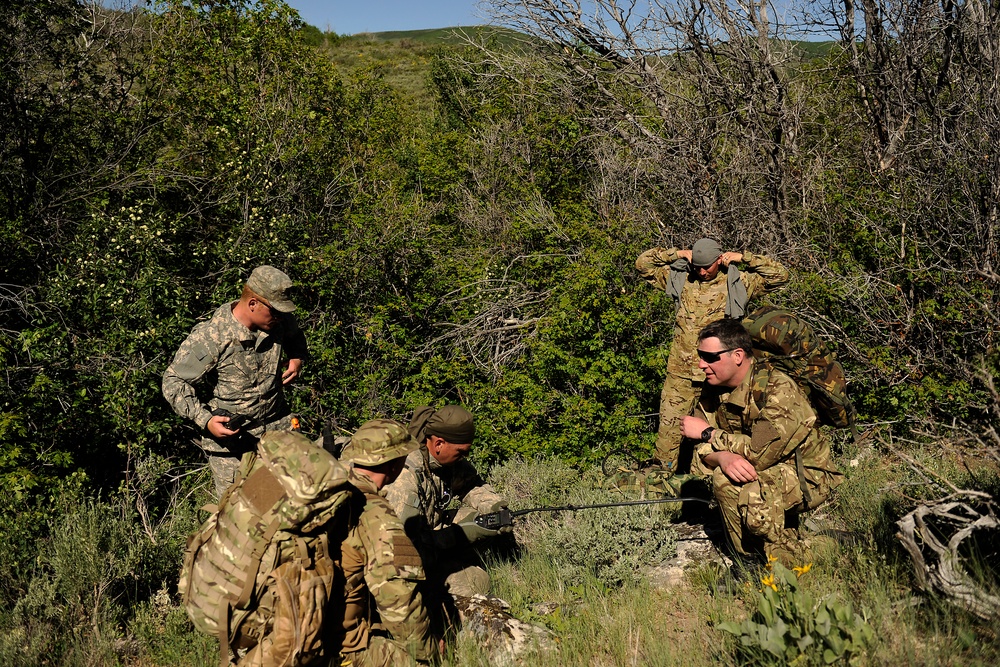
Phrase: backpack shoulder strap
[{"left": 749, "top": 362, "right": 815, "bottom": 513}]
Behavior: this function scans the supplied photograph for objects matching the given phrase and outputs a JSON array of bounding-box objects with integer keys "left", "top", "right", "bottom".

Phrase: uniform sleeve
[
  {"left": 635, "top": 247, "right": 681, "bottom": 292},
  {"left": 359, "top": 503, "right": 436, "bottom": 661},
  {"left": 740, "top": 252, "right": 790, "bottom": 299},
  {"left": 453, "top": 461, "right": 505, "bottom": 513},
  {"left": 382, "top": 467, "right": 421, "bottom": 522},
  {"left": 161, "top": 328, "right": 218, "bottom": 430},
  {"left": 693, "top": 402, "right": 721, "bottom": 461},
  {"left": 705, "top": 373, "right": 817, "bottom": 470},
  {"left": 280, "top": 315, "right": 309, "bottom": 361}
]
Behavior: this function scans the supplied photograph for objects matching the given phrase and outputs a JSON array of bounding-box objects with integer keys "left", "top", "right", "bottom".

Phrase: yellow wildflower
[
  {"left": 767, "top": 554, "right": 779, "bottom": 566},
  {"left": 792, "top": 563, "right": 812, "bottom": 576},
  {"left": 760, "top": 574, "right": 777, "bottom": 591}
]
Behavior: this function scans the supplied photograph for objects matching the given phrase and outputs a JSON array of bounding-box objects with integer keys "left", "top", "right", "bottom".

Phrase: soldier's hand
[
  {"left": 719, "top": 251, "right": 744, "bottom": 267},
  {"left": 457, "top": 518, "right": 501, "bottom": 543},
  {"left": 717, "top": 452, "right": 758, "bottom": 483},
  {"left": 681, "top": 415, "right": 711, "bottom": 439},
  {"left": 207, "top": 415, "right": 238, "bottom": 438},
  {"left": 488, "top": 501, "right": 514, "bottom": 535},
  {"left": 677, "top": 249, "right": 693, "bottom": 261},
  {"left": 282, "top": 358, "right": 303, "bottom": 385}
]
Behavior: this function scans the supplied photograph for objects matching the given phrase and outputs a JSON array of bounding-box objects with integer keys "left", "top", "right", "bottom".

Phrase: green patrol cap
[
  {"left": 691, "top": 238, "right": 723, "bottom": 267},
  {"left": 246, "top": 265, "right": 296, "bottom": 313},
  {"left": 341, "top": 418, "right": 419, "bottom": 467}
]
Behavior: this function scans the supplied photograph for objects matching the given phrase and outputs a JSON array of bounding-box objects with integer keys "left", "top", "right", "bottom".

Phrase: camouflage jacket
[
  {"left": 162, "top": 301, "right": 308, "bottom": 432},
  {"left": 694, "top": 360, "right": 841, "bottom": 486},
  {"left": 383, "top": 445, "right": 503, "bottom": 551},
  {"left": 333, "top": 470, "right": 435, "bottom": 661},
  {"left": 636, "top": 248, "right": 789, "bottom": 380}
]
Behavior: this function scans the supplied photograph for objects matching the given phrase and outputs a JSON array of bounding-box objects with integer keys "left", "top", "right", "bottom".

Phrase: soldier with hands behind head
[{"left": 636, "top": 238, "right": 789, "bottom": 475}]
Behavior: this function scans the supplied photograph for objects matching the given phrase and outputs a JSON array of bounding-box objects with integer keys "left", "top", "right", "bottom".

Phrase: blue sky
[{"left": 285, "top": 1, "right": 488, "bottom": 35}]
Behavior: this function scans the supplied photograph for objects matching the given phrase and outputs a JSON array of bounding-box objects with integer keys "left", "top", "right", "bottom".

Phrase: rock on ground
[
  {"left": 453, "top": 593, "right": 557, "bottom": 665},
  {"left": 647, "top": 519, "right": 733, "bottom": 588}
]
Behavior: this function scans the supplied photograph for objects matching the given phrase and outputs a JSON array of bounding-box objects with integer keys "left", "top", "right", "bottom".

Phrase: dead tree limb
[{"left": 897, "top": 492, "right": 1000, "bottom": 621}]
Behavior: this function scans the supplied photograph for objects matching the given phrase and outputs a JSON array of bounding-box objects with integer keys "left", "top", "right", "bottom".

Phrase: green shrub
[
  {"left": 489, "top": 457, "right": 677, "bottom": 588},
  {"left": 718, "top": 561, "right": 874, "bottom": 665},
  {"left": 130, "top": 594, "right": 215, "bottom": 667},
  {"left": 0, "top": 473, "right": 203, "bottom": 667}
]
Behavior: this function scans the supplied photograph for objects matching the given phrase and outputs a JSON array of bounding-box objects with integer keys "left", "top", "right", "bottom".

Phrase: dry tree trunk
[{"left": 896, "top": 492, "right": 1000, "bottom": 621}]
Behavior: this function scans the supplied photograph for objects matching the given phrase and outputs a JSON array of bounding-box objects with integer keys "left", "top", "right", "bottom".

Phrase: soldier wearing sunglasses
[
  {"left": 636, "top": 238, "right": 789, "bottom": 475},
  {"left": 680, "top": 319, "right": 842, "bottom": 566}
]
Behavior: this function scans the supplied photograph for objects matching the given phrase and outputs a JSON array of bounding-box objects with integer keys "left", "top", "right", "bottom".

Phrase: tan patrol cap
[{"left": 341, "top": 418, "right": 420, "bottom": 467}]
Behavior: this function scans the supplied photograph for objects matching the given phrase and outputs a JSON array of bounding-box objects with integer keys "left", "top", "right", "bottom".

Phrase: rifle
[{"left": 474, "top": 496, "right": 713, "bottom": 531}]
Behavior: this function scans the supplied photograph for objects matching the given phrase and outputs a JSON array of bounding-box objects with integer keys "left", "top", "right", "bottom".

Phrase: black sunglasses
[
  {"left": 697, "top": 348, "right": 737, "bottom": 363},
  {"left": 255, "top": 298, "right": 283, "bottom": 318}
]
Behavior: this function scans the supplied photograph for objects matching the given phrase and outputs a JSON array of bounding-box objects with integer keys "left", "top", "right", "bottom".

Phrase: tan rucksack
[{"left": 179, "top": 430, "right": 355, "bottom": 667}]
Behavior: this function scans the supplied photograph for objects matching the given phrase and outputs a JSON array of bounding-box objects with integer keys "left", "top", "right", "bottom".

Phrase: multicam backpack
[
  {"left": 742, "top": 306, "right": 858, "bottom": 512},
  {"left": 742, "top": 305, "right": 859, "bottom": 437},
  {"left": 178, "top": 430, "right": 355, "bottom": 667}
]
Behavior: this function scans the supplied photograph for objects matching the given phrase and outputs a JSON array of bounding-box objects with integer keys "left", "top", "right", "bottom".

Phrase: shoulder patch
[
  {"left": 751, "top": 419, "right": 781, "bottom": 452},
  {"left": 392, "top": 534, "right": 423, "bottom": 568},
  {"left": 242, "top": 466, "right": 287, "bottom": 514},
  {"left": 192, "top": 342, "right": 211, "bottom": 362}
]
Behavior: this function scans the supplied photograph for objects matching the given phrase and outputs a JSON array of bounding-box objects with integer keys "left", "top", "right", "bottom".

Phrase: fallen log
[{"left": 896, "top": 491, "right": 1000, "bottom": 621}]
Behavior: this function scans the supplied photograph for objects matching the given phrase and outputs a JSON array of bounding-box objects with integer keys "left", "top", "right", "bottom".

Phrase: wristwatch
[{"left": 700, "top": 426, "right": 715, "bottom": 443}]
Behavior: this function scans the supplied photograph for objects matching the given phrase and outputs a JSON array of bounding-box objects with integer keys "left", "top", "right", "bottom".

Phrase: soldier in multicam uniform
[
  {"left": 162, "top": 266, "right": 308, "bottom": 496},
  {"left": 382, "top": 405, "right": 511, "bottom": 601},
  {"left": 636, "top": 238, "right": 790, "bottom": 475},
  {"left": 331, "top": 419, "right": 439, "bottom": 667},
  {"left": 681, "top": 319, "right": 843, "bottom": 566}
]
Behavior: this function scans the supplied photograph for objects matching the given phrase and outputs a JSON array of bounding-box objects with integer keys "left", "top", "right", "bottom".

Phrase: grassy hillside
[
  {"left": 318, "top": 27, "right": 838, "bottom": 116},
  {"left": 319, "top": 26, "right": 529, "bottom": 116}
]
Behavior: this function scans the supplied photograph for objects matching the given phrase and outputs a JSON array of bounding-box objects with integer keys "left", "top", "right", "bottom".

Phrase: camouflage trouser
[
  {"left": 712, "top": 464, "right": 838, "bottom": 567},
  {"left": 201, "top": 414, "right": 295, "bottom": 497},
  {"left": 603, "top": 466, "right": 692, "bottom": 499},
  {"left": 655, "top": 374, "right": 704, "bottom": 472},
  {"left": 343, "top": 636, "right": 428, "bottom": 667}
]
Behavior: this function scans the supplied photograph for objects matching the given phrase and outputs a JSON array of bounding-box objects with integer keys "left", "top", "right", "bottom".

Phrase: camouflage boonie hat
[
  {"left": 341, "top": 419, "right": 419, "bottom": 467},
  {"left": 246, "top": 265, "right": 296, "bottom": 313}
]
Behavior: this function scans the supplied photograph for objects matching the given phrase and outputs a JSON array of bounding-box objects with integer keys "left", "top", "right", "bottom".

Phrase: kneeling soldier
[
  {"left": 331, "top": 419, "right": 440, "bottom": 666},
  {"left": 383, "top": 406, "right": 511, "bottom": 601},
  {"left": 681, "top": 319, "right": 843, "bottom": 565}
]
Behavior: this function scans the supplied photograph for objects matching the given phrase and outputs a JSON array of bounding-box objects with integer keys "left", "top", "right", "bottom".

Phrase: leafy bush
[
  {"left": 0, "top": 475, "right": 202, "bottom": 667},
  {"left": 718, "top": 561, "right": 874, "bottom": 665}
]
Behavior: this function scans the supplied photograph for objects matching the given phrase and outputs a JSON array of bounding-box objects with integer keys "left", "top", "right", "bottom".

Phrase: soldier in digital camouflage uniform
[
  {"left": 681, "top": 319, "right": 843, "bottom": 566},
  {"left": 636, "top": 238, "right": 790, "bottom": 474},
  {"left": 382, "top": 406, "right": 511, "bottom": 601},
  {"left": 162, "top": 265, "right": 308, "bottom": 496},
  {"left": 331, "top": 419, "right": 439, "bottom": 667}
]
